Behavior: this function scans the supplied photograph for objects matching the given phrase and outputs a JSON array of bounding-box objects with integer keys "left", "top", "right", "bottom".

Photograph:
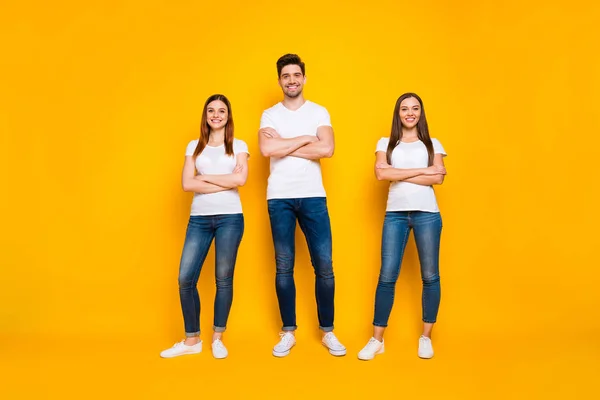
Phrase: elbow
[
  {"left": 236, "top": 175, "right": 247, "bottom": 187},
  {"left": 434, "top": 175, "right": 445, "bottom": 185},
  {"left": 259, "top": 146, "right": 273, "bottom": 158},
  {"left": 375, "top": 170, "right": 385, "bottom": 181},
  {"left": 182, "top": 182, "right": 192, "bottom": 192},
  {"left": 323, "top": 146, "right": 334, "bottom": 158}
]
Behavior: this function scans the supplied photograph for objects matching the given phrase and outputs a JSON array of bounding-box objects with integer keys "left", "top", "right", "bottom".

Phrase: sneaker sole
[
  {"left": 358, "top": 347, "right": 384, "bottom": 361},
  {"left": 212, "top": 353, "right": 228, "bottom": 359},
  {"left": 323, "top": 344, "right": 346, "bottom": 357},
  {"left": 160, "top": 349, "right": 202, "bottom": 358},
  {"left": 272, "top": 344, "right": 294, "bottom": 357},
  {"left": 418, "top": 352, "right": 434, "bottom": 359}
]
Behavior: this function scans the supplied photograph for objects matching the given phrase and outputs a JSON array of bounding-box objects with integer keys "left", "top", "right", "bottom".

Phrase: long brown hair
[
  {"left": 193, "top": 94, "right": 234, "bottom": 158},
  {"left": 386, "top": 92, "right": 434, "bottom": 166}
]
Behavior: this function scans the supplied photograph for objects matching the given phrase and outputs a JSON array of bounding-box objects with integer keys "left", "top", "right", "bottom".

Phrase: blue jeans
[
  {"left": 178, "top": 214, "right": 244, "bottom": 337},
  {"left": 373, "top": 211, "right": 442, "bottom": 326},
  {"left": 267, "top": 197, "right": 335, "bottom": 332}
]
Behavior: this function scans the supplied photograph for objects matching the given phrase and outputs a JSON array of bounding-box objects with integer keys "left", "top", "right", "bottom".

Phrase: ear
[{"left": 303, "top": 75, "right": 307, "bottom": 84}]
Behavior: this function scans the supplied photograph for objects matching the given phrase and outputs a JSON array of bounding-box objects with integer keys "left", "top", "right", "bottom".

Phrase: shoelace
[
  {"left": 325, "top": 333, "right": 345, "bottom": 349},
  {"left": 213, "top": 339, "right": 225, "bottom": 350},
  {"left": 279, "top": 332, "right": 293, "bottom": 345},
  {"left": 419, "top": 337, "right": 431, "bottom": 347},
  {"left": 367, "top": 338, "right": 380, "bottom": 347}
]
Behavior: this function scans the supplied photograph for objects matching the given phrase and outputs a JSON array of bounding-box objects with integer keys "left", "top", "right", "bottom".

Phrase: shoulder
[
  {"left": 233, "top": 138, "right": 249, "bottom": 153},
  {"left": 430, "top": 138, "right": 446, "bottom": 154},
  {"left": 306, "top": 100, "right": 328, "bottom": 113},
  {"left": 377, "top": 137, "right": 390, "bottom": 147},
  {"left": 263, "top": 102, "right": 283, "bottom": 115},
  {"left": 185, "top": 139, "right": 199, "bottom": 155},
  {"left": 233, "top": 138, "right": 247, "bottom": 147}
]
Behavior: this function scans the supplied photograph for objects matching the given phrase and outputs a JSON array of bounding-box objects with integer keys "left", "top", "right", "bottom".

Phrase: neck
[
  {"left": 282, "top": 94, "right": 306, "bottom": 111},
  {"left": 402, "top": 127, "right": 419, "bottom": 139},
  {"left": 209, "top": 128, "right": 225, "bottom": 142}
]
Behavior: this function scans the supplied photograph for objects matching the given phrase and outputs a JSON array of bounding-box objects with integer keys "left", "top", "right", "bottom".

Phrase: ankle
[
  {"left": 212, "top": 334, "right": 223, "bottom": 343},
  {"left": 184, "top": 337, "right": 200, "bottom": 346}
]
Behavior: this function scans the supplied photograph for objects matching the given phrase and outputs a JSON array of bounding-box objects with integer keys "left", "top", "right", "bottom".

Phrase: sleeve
[
  {"left": 317, "top": 107, "right": 332, "bottom": 127},
  {"left": 375, "top": 137, "right": 389, "bottom": 153},
  {"left": 185, "top": 140, "right": 198, "bottom": 156},
  {"left": 234, "top": 139, "right": 250, "bottom": 156},
  {"left": 432, "top": 138, "right": 447, "bottom": 156},
  {"left": 260, "top": 111, "right": 275, "bottom": 129}
]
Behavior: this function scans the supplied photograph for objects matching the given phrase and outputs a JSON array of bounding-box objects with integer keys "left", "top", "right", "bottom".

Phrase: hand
[
  {"left": 423, "top": 165, "right": 446, "bottom": 175},
  {"left": 375, "top": 162, "right": 392, "bottom": 169},
  {"left": 260, "top": 127, "right": 280, "bottom": 138}
]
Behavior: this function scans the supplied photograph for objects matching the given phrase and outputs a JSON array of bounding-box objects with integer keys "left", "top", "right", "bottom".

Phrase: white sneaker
[
  {"left": 322, "top": 332, "right": 347, "bottom": 356},
  {"left": 160, "top": 340, "right": 202, "bottom": 358},
  {"left": 418, "top": 336, "right": 434, "bottom": 359},
  {"left": 211, "top": 338, "right": 228, "bottom": 359},
  {"left": 357, "top": 337, "right": 384, "bottom": 360},
  {"left": 272, "top": 332, "right": 296, "bottom": 357}
]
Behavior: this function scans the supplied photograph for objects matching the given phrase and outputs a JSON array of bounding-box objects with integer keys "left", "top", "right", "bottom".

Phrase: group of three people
[{"left": 160, "top": 54, "right": 448, "bottom": 361}]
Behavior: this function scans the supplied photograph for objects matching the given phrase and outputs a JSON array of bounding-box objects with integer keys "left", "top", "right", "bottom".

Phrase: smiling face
[
  {"left": 205, "top": 100, "right": 229, "bottom": 131},
  {"left": 399, "top": 96, "right": 421, "bottom": 129},
  {"left": 278, "top": 64, "right": 306, "bottom": 98}
]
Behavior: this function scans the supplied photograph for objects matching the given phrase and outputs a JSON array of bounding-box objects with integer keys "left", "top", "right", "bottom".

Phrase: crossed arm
[
  {"left": 375, "top": 152, "right": 446, "bottom": 186},
  {"left": 258, "top": 126, "right": 334, "bottom": 160},
  {"left": 181, "top": 153, "right": 249, "bottom": 194}
]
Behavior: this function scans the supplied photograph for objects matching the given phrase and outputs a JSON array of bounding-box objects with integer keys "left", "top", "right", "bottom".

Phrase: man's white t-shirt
[
  {"left": 376, "top": 137, "right": 447, "bottom": 212},
  {"left": 260, "top": 101, "right": 331, "bottom": 200},
  {"left": 185, "top": 138, "right": 249, "bottom": 216}
]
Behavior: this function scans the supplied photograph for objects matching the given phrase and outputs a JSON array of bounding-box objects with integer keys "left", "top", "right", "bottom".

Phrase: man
[{"left": 259, "top": 53, "right": 346, "bottom": 357}]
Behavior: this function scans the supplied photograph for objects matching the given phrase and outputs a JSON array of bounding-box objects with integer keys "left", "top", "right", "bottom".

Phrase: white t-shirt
[
  {"left": 260, "top": 101, "right": 331, "bottom": 200},
  {"left": 185, "top": 138, "right": 249, "bottom": 216},
  {"left": 376, "top": 137, "right": 447, "bottom": 212}
]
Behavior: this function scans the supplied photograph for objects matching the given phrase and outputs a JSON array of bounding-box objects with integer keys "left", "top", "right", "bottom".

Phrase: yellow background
[{"left": 1, "top": 0, "right": 599, "bottom": 398}]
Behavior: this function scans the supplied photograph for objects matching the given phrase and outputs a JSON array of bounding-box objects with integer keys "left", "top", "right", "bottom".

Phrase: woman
[
  {"left": 161, "top": 94, "right": 249, "bottom": 359},
  {"left": 358, "top": 93, "right": 447, "bottom": 360}
]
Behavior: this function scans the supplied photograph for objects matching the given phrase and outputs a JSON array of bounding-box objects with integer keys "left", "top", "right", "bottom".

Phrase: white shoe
[
  {"left": 273, "top": 332, "right": 296, "bottom": 357},
  {"left": 160, "top": 340, "right": 202, "bottom": 358},
  {"left": 211, "top": 338, "right": 228, "bottom": 359},
  {"left": 418, "top": 336, "right": 434, "bottom": 359},
  {"left": 357, "top": 337, "right": 384, "bottom": 360},
  {"left": 322, "top": 332, "right": 347, "bottom": 356}
]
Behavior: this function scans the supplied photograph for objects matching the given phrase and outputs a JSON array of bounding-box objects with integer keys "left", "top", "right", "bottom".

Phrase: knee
[
  {"left": 378, "top": 268, "right": 399, "bottom": 286},
  {"left": 422, "top": 273, "right": 440, "bottom": 286},
  {"left": 275, "top": 253, "right": 294, "bottom": 275},
  {"left": 178, "top": 273, "right": 196, "bottom": 289},
  {"left": 313, "top": 257, "right": 334, "bottom": 279},
  {"left": 215, "top": 274, "right": 233, "bottom": 289}
]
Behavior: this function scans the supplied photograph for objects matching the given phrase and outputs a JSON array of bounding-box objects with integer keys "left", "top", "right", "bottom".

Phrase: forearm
[
  {"left": 182, "top": 178, "right": 229, "bottom": 194},
  {"left": 403, "top": 174, "right": 444, "bottom": 186},
  {"left": 260, "top": 136, "right": 313, "bottom": 158},
  {"left": 289, "top": 141, "right": 334, "bottom": 160},
  {"left": 200, "top": 173, "right": 245, "bottom": 188},
  {"left": 376, "top": 167, "right": 426, "bottom": 182}
]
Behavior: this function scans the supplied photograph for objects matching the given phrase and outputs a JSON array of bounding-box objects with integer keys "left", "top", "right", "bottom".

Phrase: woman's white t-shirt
[
  {"left": 185, "top": 138, "right": 249, "bottom": 216},
  {"left": 376, "top": 137, "right": 447, "bottom": 212}
]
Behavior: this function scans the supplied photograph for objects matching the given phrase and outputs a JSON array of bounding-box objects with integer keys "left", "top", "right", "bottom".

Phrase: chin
[{"left": 285, "top": 90, "right": 303, "bottom": 98}]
